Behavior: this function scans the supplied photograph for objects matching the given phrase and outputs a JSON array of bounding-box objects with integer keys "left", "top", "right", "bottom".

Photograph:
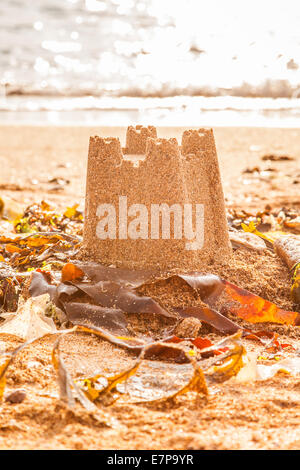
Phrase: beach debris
[
  {"left": 61, "top": 262, "right": 84, "bottom": 282},
  {"left": 0, "top": 184, "right": 23, "bottom": 192},
  {"left": 48, "top": 177, "right": 70, "bottom": 191},
  {"left": 13, "top": 200, "right": 83, "bottom": 235},
  {"left": 165, "top": 272, "right": 300, "bottom": 326},
  {"left": 29, "top": 263, "right": 300, "bottom": 337},
  {"left": 243, "top": 329, "right": 295, "bottom": 356},
  {"left": 175, "top": 304, "right": 239, "bottom": 334},
  {"left": 0, "top": 231, "right": 80, "bottom": 271},
  {"left": 241, "top": 216, "right": 300, "bottom": 303},
  {"left": 0, "top": 196, "right": 23, "bottom": 222},
  {"left": 0, "top": 327, "right": 93, "bottom": 407},
  {"left": 242, "top": 166, "right": 261, "bottom": 174},
  {"left": 274, "top": 235, "right": 300, "bottom": 270},
  {"left": 0, "top": 320, "right": 244, "bottom": 407},
  {"left": 52, "top": 333, "right": 96, "bottom": 411},
  {"left": 173, "top": 317, "right": 202, "bottom": 338},
  {"left": 72, "top": 324, "right": 188, "bottom": 363},
  {"left": 229, "top": 230, "right": 267, "bottom": 252},
  {"left": 274, "top": 235, "right": 300, "bottom": 303},
  {"left": 29, "top": 266, "right": 176, "bottom": 335},
  {"left": 241, "top": 220, "right": 277, "bottom": 244},
  {"left": 2, "top": 199, "right": 298, "bottom": 327},
  {"left": 0, "top": 274, "right": 20, "bottom": 312},
  {"left": 0, "top": 357, "right": 9, "bottom": 401},
  {"left": 269, "top": 209, "right": 300, "bottom": 233},
  {"left": 229, "top": 206, "right": 300, "bottom": 237},
  {"left": 0, "top": 313, "right": 297, "bottom": 411},
  {"left": 256, "top": 357, "right": 300, "bottom": 380},
  {"left": 149, "top": 357, "right": 208, "bottom": 403},
  {"left": 227, "top": 208, "right": 255, "bottom": 230},
  {"left": 29, "top": 267, "right": 239, "bottom": 335},
  {"left": 63, "top": 204, "right": 83, "bottom": 221},
  {"left": 292, "top": 269, "right": 300, "bottom": 304},
  {"left": 0, "top": 194, "right": 299, "bottom": 413},
  {"left": 220, "top": 279, "right": 299, "bottom": 325},
  {"left": 65, "top": 302, "right": 128, "bottom": 334},
  {"left": 0, "top": 340, "right": 35, "bottom": 402},
  {"left": 205, "top": 335, "right": 245, "bottom": 383},
  {"left": 275, "top": 209, "right": 300, "bottom": 234},
  {"left": 263, "top": 336, "right": 295, "bottom": 356},
  {"left": 0, "top": 294, "right": 57, "bottom": 340},
  {"left": 0, "top": 324, "right": 197, "bottom": 406},
  {"left": 74, "top": 331, "right": 247, "bottom": 405},
  {"left": 5, "top": 389, "right": 27, "bottom": 404},
  {"left": 79, "top": 351, "right": 145, "bottom": 404},
  {"left": 261, "top": 154, "right": 294, "bottom": 161},
  {"left": 62, "top": 328, "right": 220, "bottom": 404},
  {"left": 235, "top": 355, "right": 300, "bottom": 383},
  {"left": 166, "top": 334, "right": 229, "bottom": 357},
  {"left": 283, "top": 216, "right": 300, "bottom": 232}
]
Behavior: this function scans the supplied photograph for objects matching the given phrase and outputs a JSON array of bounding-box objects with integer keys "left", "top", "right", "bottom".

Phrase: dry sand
[
  {"left": 0, "top": 125, "right": 299, "bottom": 211},
  {"left": 0, "top": 125, "right": 299, "bottom": 450}
]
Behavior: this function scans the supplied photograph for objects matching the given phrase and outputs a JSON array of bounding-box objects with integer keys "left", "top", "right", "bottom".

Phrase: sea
[{"left": 1, "top": 0, "right": 300, "bottom": 126}]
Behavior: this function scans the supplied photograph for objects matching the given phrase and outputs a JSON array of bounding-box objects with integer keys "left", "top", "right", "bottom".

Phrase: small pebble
[
  {"left": 229, "top": 230, "right": 267, "bottom": 252},
  {"left": 5, "top": 389, "right": 27, "bottom": 404},
  {"left": 174, "top": 317, "right": 202, "bottom": 338}
]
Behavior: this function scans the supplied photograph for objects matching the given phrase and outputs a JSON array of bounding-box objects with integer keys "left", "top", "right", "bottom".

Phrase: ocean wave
[
  {"left": 2, "top": 0, "right": 300, "bottom": 117},
  {"left": 2, "top": 79, "right": 300, "bottom": 99},
  {"left": 1, "top": 94, "right": 300, "bottom": 114}
]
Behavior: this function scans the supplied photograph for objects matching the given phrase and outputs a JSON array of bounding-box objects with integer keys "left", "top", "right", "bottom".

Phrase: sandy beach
[
  {"left": 0, "top": 125, "right": 299, "bottom": 450},
  {"left": 0, "top": 125, "right": 299, "bottom": 211},
  {"left": 2, "top": 0, "right": 300, "bottom": 455}
]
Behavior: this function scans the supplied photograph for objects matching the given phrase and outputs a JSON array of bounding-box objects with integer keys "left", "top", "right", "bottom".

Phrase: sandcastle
[{"left": 83, "top": 125, "right": 231, "bottom": 271}]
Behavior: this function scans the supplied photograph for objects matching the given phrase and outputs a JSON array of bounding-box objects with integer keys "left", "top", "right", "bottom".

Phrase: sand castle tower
[{"left": 83, "top": 125, "right": 231, "bottom": 271}]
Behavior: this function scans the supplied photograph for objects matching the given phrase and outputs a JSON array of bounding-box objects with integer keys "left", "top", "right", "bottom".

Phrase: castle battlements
[
  {"left": 83, "top": 125, "right": 231, "bottom": 271},
  {"left": 125, "top": 125, "right": 157, "bottom": 154}
]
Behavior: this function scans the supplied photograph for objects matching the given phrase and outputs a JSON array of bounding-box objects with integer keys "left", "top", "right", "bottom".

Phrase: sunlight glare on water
[{"left": 1, "top": 0, "right": 300, "bottom": 124}]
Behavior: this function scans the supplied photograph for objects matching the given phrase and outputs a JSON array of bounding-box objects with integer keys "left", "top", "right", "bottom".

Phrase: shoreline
[
  {"left": 2, "top": 95, "right": 300, "bottom": 127},
  {"left": 2, "top": 114, "right": 300, "bottom": 128},
  {"left": 1, "top": 121, "right": 300, "bottom": 128}
]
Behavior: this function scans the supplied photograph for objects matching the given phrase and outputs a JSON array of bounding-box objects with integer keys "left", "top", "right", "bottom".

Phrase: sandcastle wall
[{"left": 83, "top": 126, "right": 231, "bottom": 271}]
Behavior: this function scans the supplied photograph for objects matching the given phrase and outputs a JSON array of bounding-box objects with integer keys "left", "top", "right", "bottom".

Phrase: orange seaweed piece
[
  {"left": 5, "top": 244, "right": 22, "bottom": 254},
  {"left": 166, "top": 335, "right": 229, "bottom": 356},
  {"left": 223, "top": 280, "right": 300, "bottom": 326},
  {"left": 191, "top": 337, "right": 229, "bottom": 355},
  {"left": 61, "top": 263, "right": 84, "bottom": 282}
]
